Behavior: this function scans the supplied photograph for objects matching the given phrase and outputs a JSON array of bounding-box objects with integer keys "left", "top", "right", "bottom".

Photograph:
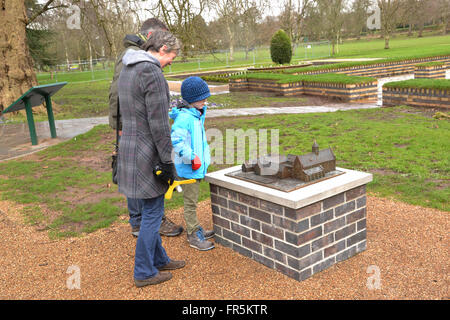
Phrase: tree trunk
[
  {"left": 226, "top": 23, "right": 234, "bottom": 62},
  {"left": 0, "top": 0, "right": 37, "bottom": 112},
  {"left": 384, "top": 34, "right": 390, "bottom": 49},
  {"left": 443, "top": 16, "right": 448, "bottom": 35},
  {"left": 88, "top": 40, "right": 93, "bottom": 72},
  {"left": 418, "top": 20, "right": 424, "bottom": 37}
]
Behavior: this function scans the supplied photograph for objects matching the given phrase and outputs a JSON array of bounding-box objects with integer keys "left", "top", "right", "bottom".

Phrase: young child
[{"left": 169, "top": 76, "right": 215, "bottom": 251}]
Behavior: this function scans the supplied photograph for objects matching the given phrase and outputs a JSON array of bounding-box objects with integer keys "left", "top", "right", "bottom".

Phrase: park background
[{"left": 0, "top": 0, "right": 448, "bottom": 300}]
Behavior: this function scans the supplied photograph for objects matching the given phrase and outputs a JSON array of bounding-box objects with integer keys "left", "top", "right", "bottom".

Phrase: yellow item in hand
[{"left": 165, "top": 179, "right": 196, "bottom": 200}]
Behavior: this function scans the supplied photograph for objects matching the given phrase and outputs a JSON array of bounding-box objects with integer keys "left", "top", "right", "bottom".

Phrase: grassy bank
[
  {"left": 231, "top": 72, "right": 376, "bottom": 85},
  {"left": 415, "top": 61, "right": 447, "bottom": 68},
  {"left": 383, "top": 79, "right": 450, "bottom": 90},
  {"left": 282, "top": 54, "right": 450, "bottom": 75}
]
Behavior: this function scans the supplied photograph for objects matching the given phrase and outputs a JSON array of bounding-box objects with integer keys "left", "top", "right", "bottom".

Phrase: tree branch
[{"left": 26, "top": 0, "right": 58, "bottom": 25}]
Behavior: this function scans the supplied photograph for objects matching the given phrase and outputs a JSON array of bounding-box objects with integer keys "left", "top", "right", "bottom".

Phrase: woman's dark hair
[{"left": 139, "top": 18, "right": 168, "bottom": 35}]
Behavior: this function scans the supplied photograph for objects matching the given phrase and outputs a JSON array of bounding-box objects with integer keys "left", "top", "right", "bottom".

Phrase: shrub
[{"left": 270, "top": 29, "right": 292, "bottom": 65}]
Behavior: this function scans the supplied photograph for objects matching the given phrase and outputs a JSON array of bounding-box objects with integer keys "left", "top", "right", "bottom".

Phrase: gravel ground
[{"left": 0, "top": 196, "right": 448, "bottom": 300}]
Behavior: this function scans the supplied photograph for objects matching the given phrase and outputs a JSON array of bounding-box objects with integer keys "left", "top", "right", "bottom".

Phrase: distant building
[{"left": 242, "top": 141, "right": 336, "bottom": 182}]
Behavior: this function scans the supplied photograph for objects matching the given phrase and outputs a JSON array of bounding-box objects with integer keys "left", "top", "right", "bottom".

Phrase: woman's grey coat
[{"left": 117, "top": 49, "right": 173, "bottom": 199}]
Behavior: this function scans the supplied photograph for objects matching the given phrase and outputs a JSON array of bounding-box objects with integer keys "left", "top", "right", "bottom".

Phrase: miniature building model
[{"left": 242, "top": 141, "right": 336, "bottom": 182}]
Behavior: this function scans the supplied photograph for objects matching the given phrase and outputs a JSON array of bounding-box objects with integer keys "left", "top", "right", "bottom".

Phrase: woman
[{"left": 117, "top": 30, "right": 185, "bottom": 287}]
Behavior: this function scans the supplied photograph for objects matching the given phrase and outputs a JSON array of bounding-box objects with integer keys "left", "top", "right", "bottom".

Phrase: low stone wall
[
  {"left": 383, "top": 87, "right": 450, "bottom": 108},
  {"left": 301, "top": 81, "right": 377, "bottom": 102},
  {"left": 229, "top": 78, "right": 378, "bottom": 102},
  {"left": 414, "top": 65, "right": 447, "bottom": 79},
  {"left": 291, "top": 56, "right": 450, "bottom": 78},
  {"left": 206, "top": 166, "right": 372, "bottom": 282},
  {"left": 247, "top": 63, "right": 313, "bottom": 73}
]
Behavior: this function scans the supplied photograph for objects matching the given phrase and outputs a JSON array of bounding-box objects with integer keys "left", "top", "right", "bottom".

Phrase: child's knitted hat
[{"left": 181, "top": 76, "right": 211, "bottom": 104}]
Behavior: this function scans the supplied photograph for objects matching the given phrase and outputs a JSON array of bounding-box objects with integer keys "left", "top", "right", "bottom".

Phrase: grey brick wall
[{"left": 210, "top": 183, "right": 368, "bottom": 282}]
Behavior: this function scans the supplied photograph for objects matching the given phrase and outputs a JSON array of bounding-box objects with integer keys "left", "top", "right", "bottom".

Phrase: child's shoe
[
  {"left": 198, "top": 226, "right": 215, "bottom": 240},
  {"left": 187, "top": 228, "right": 215, "bottom": 251}
]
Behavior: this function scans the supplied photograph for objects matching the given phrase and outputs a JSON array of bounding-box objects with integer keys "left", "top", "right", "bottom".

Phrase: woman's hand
[{"left": 154, "top": 163, "right": 176, "bottom": 185}]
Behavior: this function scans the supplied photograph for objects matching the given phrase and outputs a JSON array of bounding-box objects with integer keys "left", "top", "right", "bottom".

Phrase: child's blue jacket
[{"left": 169, "top": 106, "right": 210, "bottom": 179}]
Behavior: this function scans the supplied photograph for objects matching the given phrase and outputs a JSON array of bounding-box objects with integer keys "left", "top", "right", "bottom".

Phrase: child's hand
[{"left": 191, "top": 155, "right": 201, "bottom": 170}]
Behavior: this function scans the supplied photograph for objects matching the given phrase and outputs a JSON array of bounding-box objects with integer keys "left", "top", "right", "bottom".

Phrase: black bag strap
[{"left": 115, "top": 99, "right": 120, "bottom": 152}]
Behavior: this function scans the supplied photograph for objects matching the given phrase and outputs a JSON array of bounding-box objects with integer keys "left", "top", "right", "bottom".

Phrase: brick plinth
[
  {"left": 209, "top": 183, "right": 368, "bottom": 282},
  {"left": 382, "top": 87, "right": 450, "bottom": 109}
]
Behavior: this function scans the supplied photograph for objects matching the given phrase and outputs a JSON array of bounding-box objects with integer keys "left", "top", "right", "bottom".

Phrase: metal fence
[
  {"left": 36, "top": 42, "right": 331, "bottom": 84},
  {"left": 296, "top": 41, "right": 332, "bottom": 60}
]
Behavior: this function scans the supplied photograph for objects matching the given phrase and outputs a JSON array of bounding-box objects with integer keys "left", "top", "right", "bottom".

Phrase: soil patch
[
  {"left": 425, "top": 179, "right": 450, "bottom": 190},
  {"left": 369, "top": 168, "right": 398, "bottom": 176},
  {"left": 271, "top": 95, "right": 342, "bottom": 107},
  {"left": 398, "top": 106, "right": 447, "bottom": 119}
]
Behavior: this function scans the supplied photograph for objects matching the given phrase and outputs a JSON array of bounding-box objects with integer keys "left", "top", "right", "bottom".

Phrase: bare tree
[
  {"left": 209, "top": 0, "right": 243, "bottom": 61},
  {"left": 0, "top": 0, "right": 62, "bottom": 112},
  {"left": 438, "top": 0, "right": 450, "bottom": 35},
  {"left": 400, "top": 0, "right": 417, "bottom": 37},
  {"left": 350, "top": 0, "right": 372, "bottom": 39},
  {"left": 240, "top": 0, "right": 268, "bottom": 59},
  {"left": 279, "top": 0, "right": 313, "bottom": 53},
  {"left": 378, "top": 0, "right": 401, "bottom": 49},
  {"left": 144, "top": 0, "right": 208, "bottom": 60},
  {"left": 316, "top": 0, "right": 347, "bottom": 55}
]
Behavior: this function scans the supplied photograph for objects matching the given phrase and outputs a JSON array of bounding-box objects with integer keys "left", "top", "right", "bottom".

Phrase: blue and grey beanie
[{"left": 181, "top": 76, "right": 211, "bottom": 104}]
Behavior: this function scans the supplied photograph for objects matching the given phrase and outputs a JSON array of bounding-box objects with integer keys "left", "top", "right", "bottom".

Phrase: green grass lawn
[
  {"left": 13, "top": 32, "right": 444, "bottom": 124},
  {"left": 37, "top": 68, "right": 114, "bottom": 85},
  {"left": 207, "top": 92, "right": 307, "bottom": 109},
  {"left": 383, "top": 79, "right": 450, "bottom": 90},
  {"left": 331, "top": 34, "right": 450, "bottom": 59},
  {"left": 2, "top": 33, "right": 448, "bottom": 238},
  {"left": 5, "top": 80, "right": 111, "bottom": 122},
  {"left": 34, "top": 34, "right": 450, "bottom": 86},
  {"left": 206, "top": 106, "right": 449, "bottom": 212},
  {"left": 0, "top": 106, "right": 448, "bottom": 239},
  {"left": 4, "top": 82, "right": 310, "bottom": 123}
]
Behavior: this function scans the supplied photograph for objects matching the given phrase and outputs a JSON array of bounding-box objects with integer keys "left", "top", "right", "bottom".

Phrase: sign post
[{"left": 1, "top": 82, "right": 67, "bottom": 145}]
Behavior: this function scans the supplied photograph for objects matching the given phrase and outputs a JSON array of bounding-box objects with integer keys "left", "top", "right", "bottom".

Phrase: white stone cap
[{"left": 205, "top": 166, "right": 373, "bottom": 210}]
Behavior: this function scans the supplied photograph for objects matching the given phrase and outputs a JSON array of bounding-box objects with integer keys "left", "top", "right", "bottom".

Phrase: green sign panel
[{"left": 1, "top": 82, "right": 67, "bottom": 145}]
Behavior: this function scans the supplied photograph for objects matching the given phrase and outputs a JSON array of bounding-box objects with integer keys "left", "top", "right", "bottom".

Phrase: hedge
[{"left": 270, "top": 30, "right": 292, "bottom": 64}]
